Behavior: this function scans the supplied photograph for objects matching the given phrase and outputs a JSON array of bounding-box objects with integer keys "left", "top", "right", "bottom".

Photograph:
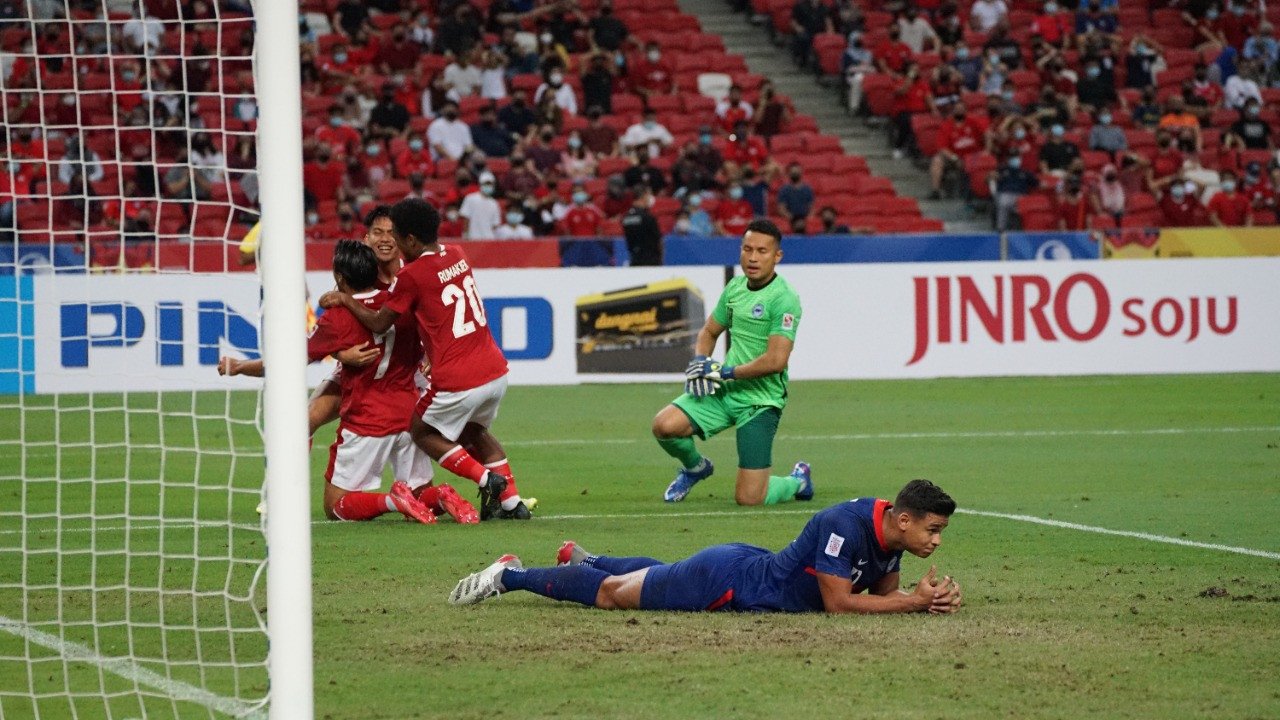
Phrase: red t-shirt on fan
[
  {"left": 308, "top": 290, "right": 419, "bottom": 437},
  {"left": 385, "top": 244, "right": 508, "bottom": 392}
]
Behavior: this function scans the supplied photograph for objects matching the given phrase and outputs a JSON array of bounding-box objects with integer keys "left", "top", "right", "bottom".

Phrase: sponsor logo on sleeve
[
  {"left": 824, "top": 533, "right": 845, "bottom": 557},
  {"left": 781, "top": 312, "right": 795, "bottom": 330}
]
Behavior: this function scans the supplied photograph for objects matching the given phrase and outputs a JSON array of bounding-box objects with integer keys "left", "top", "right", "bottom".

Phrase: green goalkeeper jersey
[{"left": 711, "top": 273, "right": 802, "bottom": 410}]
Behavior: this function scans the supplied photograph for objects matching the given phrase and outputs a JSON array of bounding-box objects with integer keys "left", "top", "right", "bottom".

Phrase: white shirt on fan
[{"left": 459, "top": 191, "right": 502, "bottom": 239}]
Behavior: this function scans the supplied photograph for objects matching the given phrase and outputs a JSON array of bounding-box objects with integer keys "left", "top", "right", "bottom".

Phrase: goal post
[
  {"left": 254, "top": 0, "right": 314, "bottom": 717},
  {"left": 0, "top": 0, "right": 313, "bottom": 716}
]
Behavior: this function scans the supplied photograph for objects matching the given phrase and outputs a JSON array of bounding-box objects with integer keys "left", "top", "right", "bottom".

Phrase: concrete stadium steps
[{"left": 679, "top": 0, "right": 991, "bottom": 233}]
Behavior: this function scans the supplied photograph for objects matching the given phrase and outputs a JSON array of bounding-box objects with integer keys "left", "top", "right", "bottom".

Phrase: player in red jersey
[
  {"left": 222, "top": 240, "right": 480, "bottom": 524},
  {"left": 319, "top": 198, "right": 532, "bottom": 521}
]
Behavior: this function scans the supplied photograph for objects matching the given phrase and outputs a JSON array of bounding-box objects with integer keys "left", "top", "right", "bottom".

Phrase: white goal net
[{"left": 0, "top": 1, "right": 299, "bottom": 717}]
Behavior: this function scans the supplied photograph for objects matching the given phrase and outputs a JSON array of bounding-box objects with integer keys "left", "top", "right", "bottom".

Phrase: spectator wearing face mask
[
  {"left": 395, "top": 134, "right": 434, "bottom": 178},
  {"left": 369, "top": 83, "right": 410, "bottom": 140},
  {"left": 791, "top": 0, "right": 834, "bottom": 68},
  {"left": 844, "top": 32, "right": 878, "bottom": 112},
  {"left": 495, "top": 207, "right": 534, "bottom": 239},
  {"left": 498, "top": 89, "right": 537, "bottom": 138},
  {"left": 1159, "top": 180, "right": 1208, "bottom": 226},
  {"left": 776, "top": 164, "right": 815, "bottom": 221},
  {"left": 1223, "top": 61, "right": 1264, "bottom": 110},
  {"left": 560, "top": 131, "right": 598, "bottom": 181},
  {"left": 714, "top": 184, "right": 756, "bottom": 236},
  {"left": 715, "top": 85, "right": 754, "bottom": 135},
  {"left": 929, "top": 105, "right": 987, "bottom": 198},
  {"left": 526, "top": 124, "right": 563, "bottom": 173},
  {"left": 990, "top": 154, "right": 1039, "bottom": 231},
  {"left": 1039, "top": 124, "right": 1080, "bottom": 176},
  {"left": 1054, "top": 175, "right": 1090, "bottom": 230},
  {"left": 983, "top": 22, "right": 1022, "bottom": 70},
  {"left": 621, "top": 110, "right": 674, "bottom": 160},
  {"left": 460, "top": 172, "right": 503, "bottom": 239},
  {"left": 1225, "top": 100, "right": 1273, "bottom": 150},
  {"left": 1032, "top": 1, "right": 1072, "bottom": 48},
  {"left": 622, "top": 148, "right": 668, "bottom": 195},
  {"left": 631, "top": 43, "right": 675, "bottom": 100},
  {"left": 897, "top": 7, "right": 938, "bottom": 54},
  {"left": 428, "top": 101, "right": 474, "bottom": 160},
  {"left": 1088, "top": 110, "right": 1127, "bottom": 155},
  {"left": 874, "top": 25, "right": 913, "bottom": 76},
  {"left": 1076, "top": 60, "right": 1117, "bottom": 114},
  {"left": 471, "top": 105, "right": 515, "bottom": 158},
  {"left": 580, "top": 106, "right": 621, "bottom": 156},
  {"left": 622, "top": 186, "right": 663, "bottom": 265},
  {"left": 581, "top": 53, "right": 617, "bottom": 115},
  {"left": 1206, "top": 171, "right": 1253, "bottom": 226},
  {"left": 817, "top": 206, "right": 851, "bottom": 234},
  {"left": 535, "top": 65, "right": 578, "bottom": 115},
  {"left": 683, "top": 194, "right": 716, "bottom": 236},
  {"left": 561, "top": 186, "right": 604, "bottom": 236}
]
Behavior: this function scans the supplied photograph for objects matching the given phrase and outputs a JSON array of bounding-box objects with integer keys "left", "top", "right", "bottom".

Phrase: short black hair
[
  {"left": 363, "top": 204, "right": 392, "bottom": 228},
  {"left": 332, "top": 239, "right": 378, "bottom": 292},
  {"left": 744, "top": 218, "right": 783, "bottom": 246},
  {"left": 389, "top": 198, "right": 440, "bottom": 246},
  {"left": 894, "top": 480, "right": 957, "bottom": 518}
]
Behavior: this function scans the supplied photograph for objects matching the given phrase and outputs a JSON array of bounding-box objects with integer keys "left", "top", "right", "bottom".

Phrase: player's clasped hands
[{"left": 914, "top": 565, "right": 963, "bottom": 614}]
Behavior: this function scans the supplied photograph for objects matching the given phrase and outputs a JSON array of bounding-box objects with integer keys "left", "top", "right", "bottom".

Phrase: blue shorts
[{"left": 638, "top": 543, "right": 771, "bottom": 612}]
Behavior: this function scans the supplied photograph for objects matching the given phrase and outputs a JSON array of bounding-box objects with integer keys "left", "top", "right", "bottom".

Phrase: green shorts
[{"left": 672, "top": 392, "right": 782, "bottom": 470}]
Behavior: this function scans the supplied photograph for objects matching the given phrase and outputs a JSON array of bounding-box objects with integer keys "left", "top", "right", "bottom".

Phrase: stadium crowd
[
  {"left": 2, "top": 0, "right": 942, "bottom": 272},
  {"left": 756, "top": 0, "right": 1280, "bottom": 230}
]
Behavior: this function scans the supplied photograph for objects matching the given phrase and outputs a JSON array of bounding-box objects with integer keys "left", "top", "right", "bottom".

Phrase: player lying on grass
[
  {"left": 319, "top": 198, "right": 532, "bottom": 521},
  {"left": 220, "top": 240, "right": 479, "bottom": 524},
  {"left": 450, "top": 479, "right": 961, "bottom": 614},
  {"left": 653, "top": 218, "right": 809, "bottom": 507}
]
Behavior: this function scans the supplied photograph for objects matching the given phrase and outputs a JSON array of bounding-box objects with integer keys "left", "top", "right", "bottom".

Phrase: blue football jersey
[{"left": 733, "top": 498, "right": 903, "bottom": 612}]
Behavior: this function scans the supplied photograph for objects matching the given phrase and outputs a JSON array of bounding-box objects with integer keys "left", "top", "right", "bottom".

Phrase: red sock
[
  {"left": 414, "top": 484, "right": 443, "bottom": 514},
  {"left": 439, "top": 446, "right": 488, "bottom": 485},
  {"left": 485, "top": 458, "right": 520, "bottom": 501},
  {"left": 332, "top": 492, "right": 392, "bottom": 521}
]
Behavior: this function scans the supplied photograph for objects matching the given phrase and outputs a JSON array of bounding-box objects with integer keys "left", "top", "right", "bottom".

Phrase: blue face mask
[
  {"left": 1051, "top": 125, "right": 1065, "bottom": 138},
  {"left": 1009, "top": 156, "right": 1022, "bottom": 169},
  {"left": 334, "top": 52, "right": 348, "bottom": 64},
  {"left": 329, "top": 116, "right": 342, "bottom": 127},
  {"left": 1222, "top": 180, "right": 1237, "bottom": 192},
  {"left": 506, "top": 211, "right": 523, "bottom": 224},
  {"left": 1170, "top": 186, "right": 1186, "bottom": 200},
  {"left": 409, "top": 139, "right": 424, "bottom": 151},
  {"left": 568, "top": 136, "right": 582, "bottom": 149},
  {"left": 1099, "top": 114, "right": 1112, "bottom": 124},
  {"left": 572, "top": 191, "right": 589, "bottom": 204},
  {"left": 688, "top": 194, "right": 702, "bottom": 208},
  {"left": 1086, "top": 67, "right": 1100, "bottom": 79},
  {"left": 699, "top": 133, "right": 712, "bottom": 146},
  {"left": 728, "top": 187, "right": 743, "bottom": 200},
  {"left": 956, "top": 47, "right": 969, "bottom": 60},
  {"left": 481, "top": 184, "right": 495, "bottom": 196}
]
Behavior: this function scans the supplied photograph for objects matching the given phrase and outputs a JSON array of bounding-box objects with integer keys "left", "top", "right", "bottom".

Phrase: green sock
[
  {"left": 764, "top": 475, "right": 802, "bottom": 505},
  {"left": 657, "top": 437, "right": 704, "bottom": 470}
]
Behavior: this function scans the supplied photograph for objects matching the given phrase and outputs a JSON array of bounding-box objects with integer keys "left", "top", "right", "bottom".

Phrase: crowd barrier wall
[{"left": 3, "top": 257, "right": 1276, "bottom": 394}]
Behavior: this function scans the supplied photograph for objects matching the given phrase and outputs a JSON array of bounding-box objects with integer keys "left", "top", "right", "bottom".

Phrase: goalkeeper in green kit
[{"left": 652, "top": 219, "right": 812, "bottom": 506}]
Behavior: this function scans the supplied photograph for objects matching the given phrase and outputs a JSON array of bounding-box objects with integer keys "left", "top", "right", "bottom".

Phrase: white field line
[
  {"left": 5, "top": 506, "right": 1277, "bottom": 560},
  {"left": 0, "top": 615, "right": 266, "bottom": 719},
  {"left": 13, "top": 425, "right": 1280, "bottom": 456}
]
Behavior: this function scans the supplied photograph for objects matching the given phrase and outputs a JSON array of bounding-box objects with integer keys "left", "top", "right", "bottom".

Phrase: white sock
[{"left": 500, "top": 495, "right": 522, "bottom": 511}]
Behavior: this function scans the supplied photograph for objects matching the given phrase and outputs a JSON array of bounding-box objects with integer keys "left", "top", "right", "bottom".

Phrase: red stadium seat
[{"left": 812, "top": 33, "right": 845, "bottom": 76}]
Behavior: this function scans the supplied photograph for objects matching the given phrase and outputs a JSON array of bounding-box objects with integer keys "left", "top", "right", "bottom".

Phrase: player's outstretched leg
[
  {"left": 330, "top": 482, "right": 436, "bottom": 524},
  {"left": 557, "top": 541, "right": 666, "bottom": 574},
  {"left": 449, "top": 554, "right": 522, "bottom": 605}
]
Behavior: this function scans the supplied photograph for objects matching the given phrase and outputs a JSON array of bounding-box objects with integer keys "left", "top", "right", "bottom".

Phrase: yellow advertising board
[
  {"left": 1104, "top": 226, "right": 1280, "bottom": 258},
  {"left": 1157, "top": 227, "right": 1280, "bottom": 257}
]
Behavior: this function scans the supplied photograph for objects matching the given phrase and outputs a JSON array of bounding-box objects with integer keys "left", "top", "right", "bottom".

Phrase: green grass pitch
[{"left": 2, "top": 374, "right": 1279, "bottom": 719}]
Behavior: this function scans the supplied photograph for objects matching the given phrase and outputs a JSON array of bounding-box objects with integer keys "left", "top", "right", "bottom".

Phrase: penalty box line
[{"left": 0, "top": 615, "right": 266, "bottom": 719}]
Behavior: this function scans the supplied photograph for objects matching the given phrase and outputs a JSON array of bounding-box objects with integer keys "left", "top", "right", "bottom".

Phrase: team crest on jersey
[
  {"left": 751, "top": 303, "right": 765, "bottom": 318},
  {"left": 824, "top": 533, "right": 845, "bottom": 557},
  {"left": 781, "top": 313, "right": 794, "bottom": 330}
]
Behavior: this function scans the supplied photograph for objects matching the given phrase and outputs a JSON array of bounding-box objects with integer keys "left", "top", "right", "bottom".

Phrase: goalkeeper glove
[
  {"left": 685, "top": 355, "right": 709, "bottom": 379},
  {"left": 691, "top": 357, "right": 736, "bottom": 382},
  {"left": 684, "top": 376, "right": 720, "bottom": 398}
]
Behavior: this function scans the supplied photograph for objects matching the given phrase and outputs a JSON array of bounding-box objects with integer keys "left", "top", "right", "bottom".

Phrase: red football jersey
[
  {"left": 308, "top": 290, "right": 419, "bottom": 437},
  {"left": 385, "top": 244, "right": 507, "bottom": 392}
]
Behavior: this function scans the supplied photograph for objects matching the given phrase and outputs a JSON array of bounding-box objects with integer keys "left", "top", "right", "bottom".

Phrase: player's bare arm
[
  {"left": 333, "top": 343, "right": 380, "bottom": 367},
  {"left": 816, "top": 566, "right": 956, "bottom": 614},
  {"left": 318, "top": 290, "right": 398, "bottom": 334},
  {"left": 721, "top": 334, "right": 794, "bottom": 380},
  {"left": 693, "top": 315, "right": 726, "bottom": 355},
  {"left": 218, "top": 357, "right": 264, "bottom": 377}
]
